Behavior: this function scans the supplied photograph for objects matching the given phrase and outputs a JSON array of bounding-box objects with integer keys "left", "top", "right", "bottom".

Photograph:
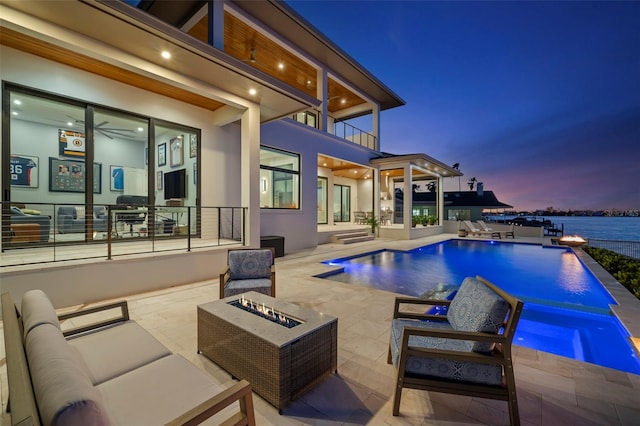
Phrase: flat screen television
[{"left": 164, "top": 168, "right": 186, "bottom": 199}]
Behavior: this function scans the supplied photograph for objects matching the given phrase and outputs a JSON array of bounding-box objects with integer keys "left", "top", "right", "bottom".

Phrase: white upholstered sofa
[{"left": 2, "top": 290, "right": 256, "bottom": 426}]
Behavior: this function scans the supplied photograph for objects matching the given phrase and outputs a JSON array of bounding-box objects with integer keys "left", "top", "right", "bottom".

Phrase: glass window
[
  {"left": 317, "top": 177, "right": 328, "bottom": 224},
  {"left": 260, "top": 147, "right": 299, "bottom": 209}
]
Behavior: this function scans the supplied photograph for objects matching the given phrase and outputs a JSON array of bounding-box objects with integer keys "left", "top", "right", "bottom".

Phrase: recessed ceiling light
[
  {"left": 138, "top": 127, "right": 144, "bottom": 132},
  {"left": 323, "top": 163, "right": 327, "bottom": 167},
  {"left": 249, "top": 88, "right": 257, "bottom": 95},
  {"left": 341, "top": 99, "right": 346, "bottom": 104},
  {"left": 13, "top": 99, "right": 22, "bottom": 105},
  {"left": 67, "top": 122, "right": 73, "bottom": 126},
  {"left": 307, "top": 80, "right": 311, "bottom": 85},
  {"left": 278, "top": 62, "right": 284, "bottom": 70},
  {"left": 12, "top": 111, "right": 18, "bottom": 116},
  {"left": 353, "top": 170, "right": 358, "bottom": 174},
  {"left": 161, "top": 51, "right": 171, "bottom": 59}
]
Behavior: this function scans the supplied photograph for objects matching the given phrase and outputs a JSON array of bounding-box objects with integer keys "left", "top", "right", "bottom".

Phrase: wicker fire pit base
[{"left": 198, "top": 292, "right": 338, "bottom": 411}]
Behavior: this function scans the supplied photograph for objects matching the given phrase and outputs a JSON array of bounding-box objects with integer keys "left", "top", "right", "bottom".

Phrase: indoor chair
[
  {"left": 114, "top": 195, "right": 148, "bottom": 237},
  {"left": 388, "top": 275, "right": 524, "bottom": 425},
  {"left": 219, "top": 248, "right": 276, "bottom": 299}
]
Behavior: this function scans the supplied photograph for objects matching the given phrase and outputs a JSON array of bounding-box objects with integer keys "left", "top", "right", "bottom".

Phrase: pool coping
[{"left": 572, "top": 247, "right": 640, "bottom": 352}]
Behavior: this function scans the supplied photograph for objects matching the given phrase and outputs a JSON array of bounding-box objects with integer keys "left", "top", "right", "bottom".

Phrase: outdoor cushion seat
[
  {"left": 68, "top": 320, "right": 172, "bottom": 385},
  {"left": 96, "top": 354, "right": 234, "bottom": 426},
  {"left": 220, "top": 248, "right": 276, "bottom": 299}
]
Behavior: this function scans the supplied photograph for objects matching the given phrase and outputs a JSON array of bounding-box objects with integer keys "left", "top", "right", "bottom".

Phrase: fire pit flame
[{"left": 238, "top": 294, "right": 293, "bottom": 326}]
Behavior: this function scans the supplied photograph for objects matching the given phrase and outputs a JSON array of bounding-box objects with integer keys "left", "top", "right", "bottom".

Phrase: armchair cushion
[
  {"left": 389, "top": 319, "right": 503, "bottom": 386},
  {"left": 228, "top": 249, "right": 273, "bottom": 280},
  {"left": 447, "top": 277, "right": 509, "bottom": 353},
  {"left": 224, "top": 278, "right": 273, "bottom": 298},
  {"left": 21, "top": 289, "right": 62, "bottom": 337}
]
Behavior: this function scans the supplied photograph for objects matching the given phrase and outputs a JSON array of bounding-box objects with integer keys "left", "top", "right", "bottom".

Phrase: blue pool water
[{"left": 320, "top": 239, "right": 640, "bottom": 374}]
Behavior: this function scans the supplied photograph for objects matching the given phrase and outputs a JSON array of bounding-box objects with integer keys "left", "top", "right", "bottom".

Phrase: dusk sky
[{"left": 287, "top": 1, "right": 640, "bottom": 211}]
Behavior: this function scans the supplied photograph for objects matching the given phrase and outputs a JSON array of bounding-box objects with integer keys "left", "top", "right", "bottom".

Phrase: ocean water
[{"left": 487, "top": 216, "right": 640, "bottom": 241}]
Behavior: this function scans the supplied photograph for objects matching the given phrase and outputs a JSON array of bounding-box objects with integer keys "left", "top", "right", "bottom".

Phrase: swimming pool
[{"left": 319, "top": 239, "right": 640, "bottom": 374}]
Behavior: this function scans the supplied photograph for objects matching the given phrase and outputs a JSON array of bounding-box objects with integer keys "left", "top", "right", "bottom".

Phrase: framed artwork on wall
[
  {"left": 158, "top": 143, "right": 167, "bottom": 166},
  {"left": 49, "top": 157, "right": 101, "bottom": 193},
  {"left": 189, "top": 134, "right": 197, "bottom": 158},
  {"left": 170, "top": 136, "right": 184, "bottom": 167},
  {"left": 110, "top": 165, "right": 124, "bottom": 192},
  {"left": 10, "top": 154, "right": 39, "bottom": 188},
  {"left": 157, "top": 171, "right": 163, "bottom": 190},
  {"left": 58, "top": 129, "right": 86, "bottom": 157}
]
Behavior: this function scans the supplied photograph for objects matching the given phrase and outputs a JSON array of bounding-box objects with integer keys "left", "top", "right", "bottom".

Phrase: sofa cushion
[
  {"left": 97, "top": 354, "right": 232, "bottom": 425},
  {"left": 25, "top": 324, "right": 110, "bottom": 426},
  {"left": 447, "top": 277, "right": 509, "bottom": 352},
  {"left": 389, "top": 319, "right": 502, "bottom": 386},
  {"left": 68, "top": 321, "right": 172, "bottom": 385},
  {"left": 224, "top": 278, "right": 272, "bottom": 297},
  {"left": 228, "top": 249, "right": 272, "bottom": 280},
  {"left": 21, "top": 289, "right": 61, "bottom": 338}
]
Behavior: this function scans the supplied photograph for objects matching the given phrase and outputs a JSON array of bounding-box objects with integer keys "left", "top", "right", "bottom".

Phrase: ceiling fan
[
  {"left": 66, "top": 116, "right": 135, "bottom": 139},
  {"left": 242, "top": 48, "right": 267, "bottom": 67}
]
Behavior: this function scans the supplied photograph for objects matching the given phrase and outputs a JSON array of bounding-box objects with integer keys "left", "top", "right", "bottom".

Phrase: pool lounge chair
[
  {"left": 478, "top": 221, "right": 515, "bottom": 239},
  {"left": 463, "top": 220, "right": 500, "bottom": 238}
]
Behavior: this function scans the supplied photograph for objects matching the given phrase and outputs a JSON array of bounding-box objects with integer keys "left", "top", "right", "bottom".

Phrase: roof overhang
[
  {"left": 232, "top": 0, "right": 406, "bottom": 112},
  {"left": 0, "top": 0, "right": 320, "bottom": 123},
  {"left": 370, "top": 153, "right": 463, "bottom": 178}
]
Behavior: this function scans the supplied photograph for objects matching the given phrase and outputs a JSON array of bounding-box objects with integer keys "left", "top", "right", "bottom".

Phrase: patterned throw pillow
[
  {"left": 447, "top": 277, "right": 509, "bottom": 352},
  {"left": 228, "top": 249, "right": 273, "bottom": 280}
]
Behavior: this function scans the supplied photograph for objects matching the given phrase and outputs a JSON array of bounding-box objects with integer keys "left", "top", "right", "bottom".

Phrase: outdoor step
[{"left": 330, "top": 231, "right": 374, "bottom": 244}]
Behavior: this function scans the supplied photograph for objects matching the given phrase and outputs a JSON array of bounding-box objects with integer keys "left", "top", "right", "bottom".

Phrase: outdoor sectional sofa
[{"left": 2, "top": 290, "right": 256, "bottom": 426}]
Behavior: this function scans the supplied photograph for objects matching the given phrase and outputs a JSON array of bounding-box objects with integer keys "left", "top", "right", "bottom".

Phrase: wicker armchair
[
  {"left": 388, "top": 276, "right": 524, "bottom": 425},
  {"left": 219, "top": 248, "right": 276, "bottom": 299}
]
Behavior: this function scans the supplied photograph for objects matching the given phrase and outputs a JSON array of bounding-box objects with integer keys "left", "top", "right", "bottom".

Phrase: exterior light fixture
[
  {"left": 249, "top": 88, "right": 257, "bottom": 95},
  {"left": 161, "top": 51, "right": 171, "bottom": 59}
]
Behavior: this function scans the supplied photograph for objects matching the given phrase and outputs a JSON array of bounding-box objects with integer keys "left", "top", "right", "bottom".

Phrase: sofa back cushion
[
  {"left": 21, "top": 289, "right": 61, "bottom": 338},
  {"left": 26, "top": 324, "right": 110, "bottom": 426},
  {"left": 447, "top": 277, "right": 509, "bottom": 352},
  {"left": 228, "top": 249, "right": 273, "bottom": 280}
]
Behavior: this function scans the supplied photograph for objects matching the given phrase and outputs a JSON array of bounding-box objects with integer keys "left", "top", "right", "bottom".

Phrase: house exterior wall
[
  {"left": 1, "top": 47, "right": 244, "bottom": 210},
  {"left": 260, "top": 119, "right": 379, "bottom": 252}
]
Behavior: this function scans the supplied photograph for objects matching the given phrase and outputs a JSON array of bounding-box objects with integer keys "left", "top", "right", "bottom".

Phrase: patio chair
[
  {"left": 463, "top": 220, "right": 500, "bottom": 238},
  {"left": 388, "top": 275, "right": 524, "bottom": 425},
  {"left": 219, "top": 247, "right": 276, "bottom": 299},
  {"left": 479, "top": 220, "right": 515, "bottom": 239}
]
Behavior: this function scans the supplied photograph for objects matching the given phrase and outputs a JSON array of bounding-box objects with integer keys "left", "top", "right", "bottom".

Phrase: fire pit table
[{"left": 197, "top": 292, "right": 338, "bottom": 411}]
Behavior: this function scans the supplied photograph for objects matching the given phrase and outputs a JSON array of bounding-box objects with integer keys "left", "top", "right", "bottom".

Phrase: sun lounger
[{"left": 463, "top": 220, "right": 500, "bottom": 238}]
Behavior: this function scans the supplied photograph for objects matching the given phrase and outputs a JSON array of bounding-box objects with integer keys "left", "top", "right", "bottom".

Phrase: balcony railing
[
  {"left": 333, "top": 120, "right": 377, "bottom": 150},
  {"left": 291, "top": 111, "right": 378, "bottom": 150},
  {"left": 1, "top": 202, "right": 247, "bottom": 267}
]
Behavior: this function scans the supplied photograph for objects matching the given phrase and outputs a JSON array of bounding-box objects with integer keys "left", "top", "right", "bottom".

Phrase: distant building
[{"left": 399, "top": 183, "right": 512, "bottom": 222}]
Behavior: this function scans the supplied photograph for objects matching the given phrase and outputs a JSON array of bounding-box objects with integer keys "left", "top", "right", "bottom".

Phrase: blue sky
[{"left": 287, "top": 1, "right": 640, "bottom": 211}]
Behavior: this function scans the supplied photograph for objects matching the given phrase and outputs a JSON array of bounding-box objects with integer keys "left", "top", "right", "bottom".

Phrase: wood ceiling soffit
[
  {"left": 1, "top": 28, "right": 225, "bottom": 112},
  {"left": 327, "top": 78, "right": 366, "bottom": 113},
  {"left": 188, "top": 11, "right": 366, "bottom": 114},
  {"left": 221, "top": 12, "right": 317, "bottom": 98}
]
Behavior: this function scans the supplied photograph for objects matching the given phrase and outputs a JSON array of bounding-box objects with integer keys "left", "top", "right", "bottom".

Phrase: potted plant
[
  {"left": 427, "top": 215, "right": 438, "bottom": 226},
  {"left": 458, "top": 220, "right": 467, "bottom": 237},
  {"left": 366, "top": 215, "right": 380, "bottom": 236}
]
